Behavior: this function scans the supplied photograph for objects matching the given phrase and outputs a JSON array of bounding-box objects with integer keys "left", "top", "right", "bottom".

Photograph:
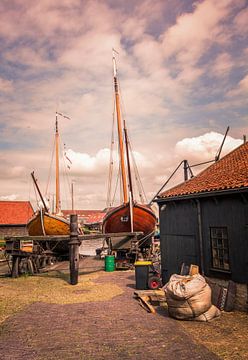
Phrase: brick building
[{"left": 0, "top": 201, "right": 34, "bottom": 237}]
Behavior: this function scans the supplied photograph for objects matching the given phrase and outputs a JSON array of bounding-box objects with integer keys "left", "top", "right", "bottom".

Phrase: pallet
[{"left": 134, "top": 289, "right": 166, "bottom": 313}]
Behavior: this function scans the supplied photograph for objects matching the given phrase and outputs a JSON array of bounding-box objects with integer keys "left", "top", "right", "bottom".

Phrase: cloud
[
  {"left": 175, "top": 131, "right": 243, "bottom": 163},
  {"left": 227, "top": 73, "right": 248, "bottom": 97},
  {"left": 161, "top": 0, "right": 233, "bottom": 66},
  {"left": 0, "top": 1, "right": 247, "bottom": 209},
  {"left": 0, "top": 77, "right": 13, "bottom": 93},
  {"left": 65, "top": 148, "right": 111, "bottom": 176},
  {"left": 65, "top": 147, "right": 150, "bottom": 176},
  {"left": 233, "top": 6, "right": 248, "bottom": 35},
  {"left": 210, "top": 53, "right": 234, "bottom": 77},
  {"left": 0, "top": 194, "right": 18, "bottom": 201}
]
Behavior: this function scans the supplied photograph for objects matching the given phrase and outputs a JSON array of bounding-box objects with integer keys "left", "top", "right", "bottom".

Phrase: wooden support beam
[
  {"left": 69, "top": 214, "right": 80, "bottom": 285},
  {"left": 5, "top": 232, "right": 144, "bottom": 243},
  {"left": 11, "top": 255, "right": 20, "bottom": 278}
]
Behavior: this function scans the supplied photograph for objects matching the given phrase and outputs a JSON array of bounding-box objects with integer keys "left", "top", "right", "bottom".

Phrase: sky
[{"left": 0, "top": 0, "right": 247, "bottom": 211}]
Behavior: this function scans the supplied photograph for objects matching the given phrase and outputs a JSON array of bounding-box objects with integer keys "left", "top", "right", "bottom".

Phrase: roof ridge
[{"left": 158, "top": 141, "right": 248, "bottom": 199}]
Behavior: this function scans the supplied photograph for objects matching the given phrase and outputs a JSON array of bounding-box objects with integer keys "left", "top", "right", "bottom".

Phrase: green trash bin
[
  {"left": 134, "top": 261, "right": 152, "bottom": 289},
  {"left": 105, "top": 255, "right": 115, "bottom": 272}
]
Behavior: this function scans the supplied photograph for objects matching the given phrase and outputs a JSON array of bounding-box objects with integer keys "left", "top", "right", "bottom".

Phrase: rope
[
  {"left": 138, "top": 230, "right": 155, "bottom": 248},
  {"left": 111, "top": 163, "right": 121, "bottom": 206},
  {"left": 45, "top": 136, "right": 56, "bottom": 197},
  {"left": 129, "top": 139, "right": 147, "bottom": 203},
  {"left": 60, "top": 138, "right": 71, "bottom": 210},
  {"left": 106, "top": 102, "right": 116, "bottom": 208},
  {"left": 115, "top": 70, "right": 147, "bottom": 204}
]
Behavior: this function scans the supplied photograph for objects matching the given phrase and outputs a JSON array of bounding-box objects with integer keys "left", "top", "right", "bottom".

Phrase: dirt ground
[{"left": 0, "top": 257, "right": 247, "bottom": 360}]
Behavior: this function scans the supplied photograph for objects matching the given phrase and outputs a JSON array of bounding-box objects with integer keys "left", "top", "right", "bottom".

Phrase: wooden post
[
  {"left": 11, "top": 256, "right": 20, "bottom": 278},
  {"left": 69, "top": 214, "right": 80, "bottom": 285}
]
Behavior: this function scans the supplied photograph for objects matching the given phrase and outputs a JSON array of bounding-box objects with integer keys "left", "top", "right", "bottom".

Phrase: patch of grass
[
  {"left": 0, "top": 270, "right": 123, "bottom": 324},
  {"left": 179, "top": 311, "right": 248, "bottom": 359}
]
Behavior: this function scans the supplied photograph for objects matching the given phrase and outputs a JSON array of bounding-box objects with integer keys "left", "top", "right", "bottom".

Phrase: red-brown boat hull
[{"left": 102, "top": 203, "right": 156, "bottom": 238}]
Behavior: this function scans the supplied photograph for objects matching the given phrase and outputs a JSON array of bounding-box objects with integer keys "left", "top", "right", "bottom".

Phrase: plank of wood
[
  {"left": 134, "top": 289, "right": 165, "bottom": 297},
  {"left": 189, "top": 264, "right": 199, "bottom": 276},
  {"left": 138, "top": 296, "right": 156, "bottom": 314}
]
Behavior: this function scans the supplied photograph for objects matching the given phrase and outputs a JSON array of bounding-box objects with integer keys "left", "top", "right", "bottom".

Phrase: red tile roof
[
  {"left": 159, "top": 141, "right": 248, "bottom": 199},
  {"left": 0, "top": 201, "right": 34, "bottom": 225},
  {"left": 62, "top": 210, "right": 105, "bottom": 224},
  {"left": 84, "top": 213, "right": 105, "bottom": 224}
]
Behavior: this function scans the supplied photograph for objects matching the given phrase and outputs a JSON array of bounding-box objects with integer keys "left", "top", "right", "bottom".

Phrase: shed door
[{"left": 162, "top": 234, "right": 197, "bottom": 283}]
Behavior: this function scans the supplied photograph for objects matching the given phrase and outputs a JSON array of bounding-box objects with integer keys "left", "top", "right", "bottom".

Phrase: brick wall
[{"left": 0, "top": 226, "right": 28, "bottom": 237}]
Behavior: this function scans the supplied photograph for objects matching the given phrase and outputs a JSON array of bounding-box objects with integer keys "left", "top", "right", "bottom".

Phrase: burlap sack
[
  {"left": 164, "top": 274, "right": 212, "bottom": 320},
  {"left": 193, "top": 305, "right": 221, "bottom": 322},
  {"left": 164, "top": 274, "right": 207, "bottom": 300}
]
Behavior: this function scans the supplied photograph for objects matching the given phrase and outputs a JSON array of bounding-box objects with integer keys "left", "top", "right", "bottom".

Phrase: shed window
[{"left": 210, "top": 227, "right": 230, "bottom": 271}]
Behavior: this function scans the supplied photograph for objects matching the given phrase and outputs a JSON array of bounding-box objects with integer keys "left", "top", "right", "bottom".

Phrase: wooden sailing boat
[
  {"left": 27, "top": 113, "right": 70, "bottom": 238},
  {"left": 102, "top": 52, "right": 156, "bottom": 242}
]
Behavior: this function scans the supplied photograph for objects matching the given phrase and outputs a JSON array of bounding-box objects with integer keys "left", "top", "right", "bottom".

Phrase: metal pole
[
  {"left": 69, "top": 214, "right": 80, "bottom": 285},
  {"left": 183, "top": 160, "right": 188, "bottom": 181},
  {"left": 149, "top": 160, "right": 184, "bottom": 205}
]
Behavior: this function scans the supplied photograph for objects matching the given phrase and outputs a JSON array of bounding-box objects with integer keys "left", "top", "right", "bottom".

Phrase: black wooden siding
[{"left": 159, "top": 192, "right": 248, "bottom": 284}]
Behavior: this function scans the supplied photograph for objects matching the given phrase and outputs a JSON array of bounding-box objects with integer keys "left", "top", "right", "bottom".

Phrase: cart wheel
[{"left": 148, "top": 276, "right": 162, "bottom": 290}]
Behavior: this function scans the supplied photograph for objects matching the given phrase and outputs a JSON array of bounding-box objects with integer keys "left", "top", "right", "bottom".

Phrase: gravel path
[{"left": 0, "top": 258, "right": 219, "bottom": 360}]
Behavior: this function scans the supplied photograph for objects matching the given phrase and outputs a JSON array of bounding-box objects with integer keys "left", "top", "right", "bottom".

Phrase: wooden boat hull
[
  {"left": 102, "top": 203, "right": 156, "bottom": 248},
  {"left": 27, "top": 211, "right": 70, "bottom": 236},
  {"left": 27, "top": 211, "right": 70, "bottom": 255}
]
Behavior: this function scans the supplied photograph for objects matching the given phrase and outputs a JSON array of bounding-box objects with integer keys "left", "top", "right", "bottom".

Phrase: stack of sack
[{"left": 163, "top": 274, "right": 221, "bottom": 321}]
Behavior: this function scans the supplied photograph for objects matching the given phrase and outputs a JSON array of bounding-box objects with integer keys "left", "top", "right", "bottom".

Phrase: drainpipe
[{"left": 196, "top": 199, "right": 205, "bottom": 275}]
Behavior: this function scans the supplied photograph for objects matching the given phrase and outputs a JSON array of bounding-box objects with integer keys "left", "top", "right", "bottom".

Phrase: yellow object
[
  {"left": 134, "top": 261, "right": 152, "bottom": 266},
  {"left": 20, "top": 240, "right": 33, "bottom": 253},
  {"left": 189, "top": 264, "right": 199, "bottom": 276}
]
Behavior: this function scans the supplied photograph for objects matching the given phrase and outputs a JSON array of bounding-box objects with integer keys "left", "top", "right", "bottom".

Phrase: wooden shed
[{"left": 156, "top": 142, "right": 248, "bottom": 285}]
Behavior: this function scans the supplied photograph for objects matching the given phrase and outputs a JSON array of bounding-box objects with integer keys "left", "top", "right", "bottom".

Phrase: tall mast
[
  {"left": 123, "top": 120, "right": 133, "bottom": 203},
  {"left": 112, "top": 51, "right": 128, "bottom": 203},
  {"left": 55, "top": 112, "right": 61, "bottom": 214},
  {"left": 71, "top": 181, "right": 74, "bottom": 212}
]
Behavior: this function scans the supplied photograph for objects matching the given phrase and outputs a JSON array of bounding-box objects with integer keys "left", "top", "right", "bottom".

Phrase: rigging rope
[
  {"left": 60, "top": 138, "right": 72, "bottom": 210},
  {"left": 117, "top": 71, "right": 148, "bottom": 204},
  {"left": 106, "top": 102, "right": 116, "bottom": 208},
  {"left": 45, "top": 136, "right": 56, "bottom": 198},
  {"left": 128, "top": 137, "right": 147, "bottom": 204},
  {"left": 111, "top": 163, "right": 121, "bottom": 206}
]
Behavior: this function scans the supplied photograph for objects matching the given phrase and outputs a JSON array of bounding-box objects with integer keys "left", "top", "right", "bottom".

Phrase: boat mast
[
  {"left": 31, "top": 171, "right": 49, "bottom": 212},
  {"left": 123, "top": 120, "right": 133, "bottom": 203},
  {"left": 112, "top": 50, "right": 128, "bottom": 203},
  {"left": 55, "top": 112, "right": 61, "bottom": 214}
]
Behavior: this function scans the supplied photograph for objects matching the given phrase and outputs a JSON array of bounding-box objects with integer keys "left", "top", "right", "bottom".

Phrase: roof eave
[
  {"left": 0, "top": 223, "right": 26, "bottom": 226},
  {"left": 155, "top": 186, "right": 248, "bottom": 203}
]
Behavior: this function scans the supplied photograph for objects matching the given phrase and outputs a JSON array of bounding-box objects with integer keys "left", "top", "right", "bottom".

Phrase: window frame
[{"left": 210, "top": 226, "right": 230, "bottom": 271}]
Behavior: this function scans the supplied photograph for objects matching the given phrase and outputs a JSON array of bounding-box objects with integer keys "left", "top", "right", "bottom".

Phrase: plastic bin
[
  {"left": 134, "top": 261, "right": 152, "bottom": 290},
  {"left": 105, "top": 255, "right": 115, "bottom": 272}
]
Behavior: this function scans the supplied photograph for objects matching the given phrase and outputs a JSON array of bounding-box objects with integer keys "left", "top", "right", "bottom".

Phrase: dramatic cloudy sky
[{"left": 0, "top": 0, "right": 247, "bottom": 210}]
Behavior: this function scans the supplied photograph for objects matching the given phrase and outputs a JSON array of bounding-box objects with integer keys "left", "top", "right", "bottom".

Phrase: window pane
[{"left": 210, "top": 227, "right": 230, "bottom": 270}]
